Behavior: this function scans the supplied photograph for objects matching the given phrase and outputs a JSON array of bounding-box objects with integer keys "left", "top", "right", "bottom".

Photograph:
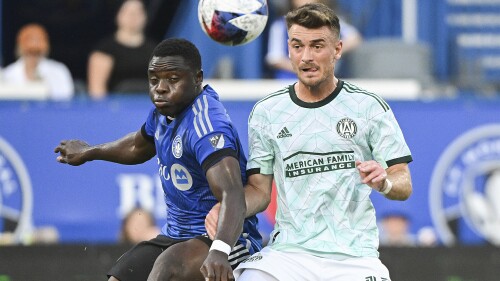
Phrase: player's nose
[{"left": 155, "top": 79, "right": 170, "bottom": 94}]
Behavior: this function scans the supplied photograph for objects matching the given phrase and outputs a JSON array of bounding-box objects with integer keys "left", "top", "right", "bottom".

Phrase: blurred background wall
[{"left": 1, "top": 0, "right": 499, "bottom": 93}]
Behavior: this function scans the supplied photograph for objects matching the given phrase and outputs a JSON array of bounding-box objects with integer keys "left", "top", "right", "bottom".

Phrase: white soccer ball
[{"left": 198, "top": 0, "right": 268, "bottom": 46}]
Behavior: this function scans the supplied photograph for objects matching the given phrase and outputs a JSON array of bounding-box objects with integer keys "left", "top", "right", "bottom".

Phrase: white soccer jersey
[{"left": 247, "top": 80, "right": 412, "bottom": 259}]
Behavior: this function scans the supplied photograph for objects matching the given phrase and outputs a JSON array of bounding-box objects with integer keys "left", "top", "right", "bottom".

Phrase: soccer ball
[{"left": 198, "top": 0, "right": 268, "bottom": 46}]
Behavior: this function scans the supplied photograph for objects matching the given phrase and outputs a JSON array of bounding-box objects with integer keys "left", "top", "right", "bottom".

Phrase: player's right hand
[
  {"left": 205, "top": 203, "right": 220, "bottom": 240},
  {"left": 200, "top": 250, "right": 234, "bottom": 281},
  {"left": 54, "top": 139, "right": 90, "bottom": 166}
]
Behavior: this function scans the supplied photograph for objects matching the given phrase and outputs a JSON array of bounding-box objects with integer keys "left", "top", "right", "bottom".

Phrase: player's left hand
[
  {"left": 356, "top": 160, "right": 387, "bottom": 191},
  {"left": 205, "top": 203, "right": 220, "bottom": 240},
  {"left": 54, "top": 139, "right": 91, "bottom": 166},
  {"left": 200, "top": 250, "right": 234, "bottom": 281}
]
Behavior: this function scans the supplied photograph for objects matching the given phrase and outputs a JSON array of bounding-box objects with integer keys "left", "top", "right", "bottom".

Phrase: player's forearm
[
  {"left": 88, "top": 132, "right": 154, "bottom": 165},
  {"left": 215, "top": 191, "right": 246, "bottom": 247},
  {"left": 384, "top": 167, "right": 412, "bottom": 201},
  {"left": 242, "top": 173, "right": 273, "bottom": 218},
  {"left": 244, "top": 183, "right": 271, "bottom": 218}
]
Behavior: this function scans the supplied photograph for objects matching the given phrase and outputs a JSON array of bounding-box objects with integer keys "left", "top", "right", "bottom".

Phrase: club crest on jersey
[
  {"left": 172, "top": 135, "right": 183, "bottom": 158},
  {"left": 336, "top": 118, "right": 357, "bottom": 139},
  {"left": 209, "top": 134, "right": 225, "bottom": 149}
]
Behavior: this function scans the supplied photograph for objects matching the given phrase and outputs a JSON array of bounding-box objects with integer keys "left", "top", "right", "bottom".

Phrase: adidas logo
[{"left": 277, "top": 127, "right": 292, "bottom": 138}]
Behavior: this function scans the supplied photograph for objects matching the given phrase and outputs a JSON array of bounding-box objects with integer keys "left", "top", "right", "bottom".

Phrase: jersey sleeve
[
  {"left": 141, "top": 107, "right": 157, "bottom": 142},
  {"left": 190, "top": 98, "right": 240, "bottom": 172},
  {"left": 247, "top": 103, "right": 274, "bottom": 175},
  {"left": 369, "top": 108, "right": 412, "bottom": 168}
]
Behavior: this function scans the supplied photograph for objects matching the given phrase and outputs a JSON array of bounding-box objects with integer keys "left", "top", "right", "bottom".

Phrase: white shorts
[{"left": 234, "top": 247, "right": 391, "bottom": 281}]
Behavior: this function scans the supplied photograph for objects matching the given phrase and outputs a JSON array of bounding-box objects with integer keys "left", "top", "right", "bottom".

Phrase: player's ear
[
  {"left": 334, "top": 40, "right": 343, "bottom": 60},
  {"left": 195, "top": 69, "right": 204, "bottom": 85}
]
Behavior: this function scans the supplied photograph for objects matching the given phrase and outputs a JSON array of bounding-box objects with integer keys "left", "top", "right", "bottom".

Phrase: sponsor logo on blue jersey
[
  {"left": 171, "top": 164, "right": 193, "bottom": 191},
  {"left": 209, "top": 134, "right": 225, "bottom": 149}
]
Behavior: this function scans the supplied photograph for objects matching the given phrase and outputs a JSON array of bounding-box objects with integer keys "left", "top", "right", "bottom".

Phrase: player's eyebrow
[
  {"left": 289, "top": 38, "right": 326, "bottom": 44},
  {"left": 309, "top": 38, "right": 326, "bottom": 44},
  {"left": 148, "top": 65, "right": 190, "bottom": 73},
  {"left": 148, "top": 67, "right": 181, "bottom": 72}
]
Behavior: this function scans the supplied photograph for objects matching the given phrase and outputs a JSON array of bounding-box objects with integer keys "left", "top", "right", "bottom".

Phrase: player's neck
[{"left": 296, "top": 77, "right": 338, "bottom": 103}]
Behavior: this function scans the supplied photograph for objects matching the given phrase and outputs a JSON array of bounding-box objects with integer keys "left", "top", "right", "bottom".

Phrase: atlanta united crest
[
  {"left": 172, "top": 135, "right": 183, "bottom": 158},
  {"left": 336, "top": 118, "right": 357, "bottom": 139}
]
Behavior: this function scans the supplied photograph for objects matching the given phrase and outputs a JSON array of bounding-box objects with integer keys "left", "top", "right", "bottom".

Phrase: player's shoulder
[
  {"left": 187, "top": 86, "right": 231, "bottom": 131},
  {"left": 253, "top": 85, "right": 290, "bottom": 109},
  {"left": 249, "top": 85, "right": 291, "bottom": 120},
  {"left": 194, "top": 85, "right": 227, "bottom": 114},
  {"left": 145, "top": 107, "right": 161, "bottom": 124},
  {"left": 341, "top": 80, "right": 390, "bottom": 113}
]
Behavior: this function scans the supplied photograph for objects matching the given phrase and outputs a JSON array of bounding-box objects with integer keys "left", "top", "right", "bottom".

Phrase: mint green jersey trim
[
  {"left": 343, "top": 81, "right": 389, "bottom": 111},
  {"left": 249, "top": 87, "right": 289, "bottom": 120}
]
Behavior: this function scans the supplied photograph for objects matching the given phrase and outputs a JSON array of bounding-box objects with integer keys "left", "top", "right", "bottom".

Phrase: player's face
[
  {"left": 288, "top": 24, "right": 342, "bottom": 88},
  {"left": 148, "top": 56, "right": 202, "bottom": 117}
]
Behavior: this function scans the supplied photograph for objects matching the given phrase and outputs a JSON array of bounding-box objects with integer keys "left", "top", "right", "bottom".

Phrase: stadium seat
[{"left": 349, "top": 38, "right": 434, "bottom": 87}]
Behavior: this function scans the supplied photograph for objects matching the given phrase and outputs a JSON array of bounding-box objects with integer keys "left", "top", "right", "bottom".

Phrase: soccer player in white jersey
[
  {"left": 205, "top": 3, "right": 413, "bottom": 280},
  {"left": 55, "top": 38, "right": 261, "bottom": 281}
]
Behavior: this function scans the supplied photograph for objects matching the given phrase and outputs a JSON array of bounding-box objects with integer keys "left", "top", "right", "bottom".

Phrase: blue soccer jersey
[{"left": 142, "top": 85, "right": 261, "bottom": 253}]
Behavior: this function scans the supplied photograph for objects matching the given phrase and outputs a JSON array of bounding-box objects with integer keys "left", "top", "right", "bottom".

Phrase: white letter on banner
[{"left": 116, "top": 173, "right": 155, "bottom": 217}]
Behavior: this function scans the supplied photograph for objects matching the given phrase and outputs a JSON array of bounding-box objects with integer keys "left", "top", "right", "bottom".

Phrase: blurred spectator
[
  {"left": 120, "top": 207, "right": 160, "bottom": 244},
  {"left": 379, "top": 212, "right": 417, "bottom": 247},
  {"left": 87, "top": 0, "right": 156, "bottom": 99},
  {"left": 265, "top": 0, "right": 362, "bottom": 79},
  {"left": 0, "top": 222, "right": 59, "bottom": 246},
  {"left": 416, "top": 226, "right": 439, "bottom": 247},
  {"left": 31, "top": 226, "right": 60, "bottom": 244},
  {"left": 2, "top": 23, "right": 74, "bottom": 100}
]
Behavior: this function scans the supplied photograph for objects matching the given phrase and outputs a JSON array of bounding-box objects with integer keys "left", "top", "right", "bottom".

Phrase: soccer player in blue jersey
[
  {"left": 54, "top": 38, "right": 262, "bottom": 281},
  {"left": 206, "top": 3, "right": 413, "bottom": 281}
]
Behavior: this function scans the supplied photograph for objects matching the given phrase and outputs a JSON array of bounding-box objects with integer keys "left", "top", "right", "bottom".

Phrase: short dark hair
[
  {"left": 150, "top": 38, "right": 202, "bottom": 71},
  {"left": 285, "top": 3, "right": 340, "bottom": 39}
]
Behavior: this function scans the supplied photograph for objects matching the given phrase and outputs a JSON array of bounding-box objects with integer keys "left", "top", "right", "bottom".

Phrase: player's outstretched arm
[
  {"left": 244, "top": 173, "right": 274, "bottom": 217},
  {"left": 205, "top": 173, "right": 273, "bottom": 240},
  {"left": 200, "top": 156, "right": 247, "bottom": 281},
  {"left": 54, "top": 129, "right": 156, "bottom": 166}
]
